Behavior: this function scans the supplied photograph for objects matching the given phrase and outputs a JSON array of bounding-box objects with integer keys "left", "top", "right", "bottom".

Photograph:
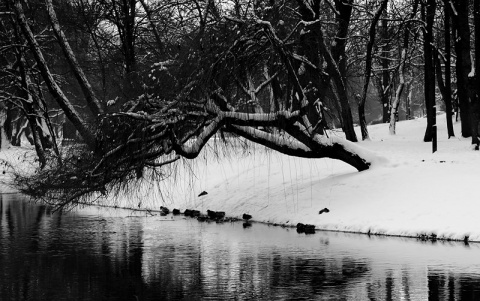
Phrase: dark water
[{"left": 1, "top": 193, "right": 480, "bottom": 300}]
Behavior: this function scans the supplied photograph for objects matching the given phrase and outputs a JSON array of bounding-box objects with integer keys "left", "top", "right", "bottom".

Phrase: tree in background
[
  {"left": 422, "top": 0, "right": 436, "bottom": 147},
  {"left": 389, "top": 0, "right": 419, "bottom": 135},
  {"left": 440, "top": 0, "right": 455, "bottom": 138},
  {"left": 357, "top": 0, "right": 389, "bottom": 140},
  {"left": 451, "top": 0, "right": 472, "bottom": 138},
  {"left": 472, "top": 0, "right": 480, "bottom": 149}
]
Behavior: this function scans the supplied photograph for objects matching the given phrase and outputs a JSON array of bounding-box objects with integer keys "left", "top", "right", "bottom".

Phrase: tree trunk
[
  {"left": 381, "top": 13, "right": 390, "bottom": 123},
  {"left": 358, "top": 0, "right": 388, "bottom": 140},
  {"left": 330, "top": 0, "right": 357, "bottom": 142},
  {"left": 452, "top": 0, "right": 472, "bottom": 138},
  {"left": 296, "top": 1, "right": 333, "bottom": 135},
  {"left": 17, "top": 54, "right": 46, "bottom": 168},
  {"left": 111, "top": 0, "right": 138, "bottom": 103},
  {"left": 422, "top": 0, "right": 436, "bottom": 148},
  {"left": 389, "top": 48, "right": 406, "bottom": 135},
  {"left": 472, "top": 0, "right": 480, "bottom": 148},
  {"left": 389, "top": 0, "right": 418, "bottom": 135},
  {"left": 332, "top": 0, "right": 353, "bottom": 79},
  {"left": 444, "top": 0, "right": 455, "bottom": 138},
  {"left": 405, "top": 80, "right": 413, "bottom": 120}
]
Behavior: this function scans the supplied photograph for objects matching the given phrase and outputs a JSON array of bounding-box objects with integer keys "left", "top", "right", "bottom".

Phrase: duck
[
  {"left": 242, "top": 213, "right": 252, "bottom": 221},
  {"left": 160, "top": 206, "right": 170, "bottom": 214},
  {"left": 207, "top": 210, "right": 217, "bottom": 219},
  {"left": 319, "top": 208, "right": 330, "bottom": 214}
]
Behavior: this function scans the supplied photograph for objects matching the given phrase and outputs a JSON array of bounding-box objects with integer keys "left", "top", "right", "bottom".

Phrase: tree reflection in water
[{"left": 1, "top": 193, "right": 480, "bottom": 300}]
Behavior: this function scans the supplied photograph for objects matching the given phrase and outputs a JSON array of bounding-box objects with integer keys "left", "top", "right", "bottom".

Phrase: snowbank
[
  {"left": 1, "top": 114, "right": 479, "bottom": 242},
  {"left": 154, "top": 114, "right": 480, "bottom": 242}
]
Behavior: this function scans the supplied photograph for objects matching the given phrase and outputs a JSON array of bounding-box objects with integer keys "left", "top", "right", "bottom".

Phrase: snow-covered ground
[{"left": 1, "top": 114, "right": 480, "bottom": 242}]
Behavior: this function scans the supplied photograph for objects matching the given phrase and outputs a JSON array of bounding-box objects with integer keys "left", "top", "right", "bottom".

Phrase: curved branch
[{"left": 227, "top": 125, "right": 315, "bottom": 157}]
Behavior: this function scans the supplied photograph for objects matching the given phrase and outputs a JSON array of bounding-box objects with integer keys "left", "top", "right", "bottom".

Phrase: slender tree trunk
[
  {"left": 17, "top": 54, "right": 46, "bottom": 168},
  {"left": 324, "top": 47, "right": 357, "bottom": 142},
  {"left": 472, "top": 0, "right": 480, "bottom": 148},
  {"left": 435, "top": 47, "right": 457, "bottom": 138},
  {"left": 390, "top": 0, "right": 419, "bottom": 135},
  {"left": 36, "top": 80, "right": 62, "bottom": 162},
  {"left": 405, "top": 80, "right": 413, "bottom": 120},
  {"left": 330, "top": 0, "right": 357, "bottom": 142},
  {"left": 389, "top": 48, "right": 406, "bottom": 135},
  {"left": 358, "top": 0, "right": 388, "bottom": 140},
  {"left": 444, "top": 0, "right": 455, "bottom": 138},
  {"left": 298, "top": 4, "right": 329, "bottom": 134},
  {"left": 380, "top": 13, "right": 390, "bottom": 123},
  {"left": 332, "top": 0, "right": 353, "bottom": 77},
  {"left": 452, "top": 0, "right": 472, "bottom": 137},
  {"left": 356, "top": 94, "right": 368, "bottom": 140},
  {"left": 112, "top": 0, "right": 138, "bottom": 102},
  {"left": 422, "top": 0, "right": 436, "bottom": 149}
]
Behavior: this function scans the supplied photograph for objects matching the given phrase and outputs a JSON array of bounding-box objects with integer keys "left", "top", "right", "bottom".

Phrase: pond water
[{"left": 1, "top": 193, "right": 480, "bottom": 300}]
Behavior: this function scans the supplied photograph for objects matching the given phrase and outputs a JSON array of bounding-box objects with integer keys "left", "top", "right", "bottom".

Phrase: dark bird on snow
[
  {"left": 198, "top": 191, "right": 208, "bottom": 197},
  {"left": 160, "top": 206, "right": 170, "bottom": 214},
  {"left": 172, "top": 209, "right": 181, "bottom": 215},
  {"left": 207, "top": 210, "right": 217, "bottom": 219},
  {"left": 319, "top": 208, "right": 330, "bottom": 214},
  {"left": 242, "top": 213, "right": 252, "bottom": 221}
]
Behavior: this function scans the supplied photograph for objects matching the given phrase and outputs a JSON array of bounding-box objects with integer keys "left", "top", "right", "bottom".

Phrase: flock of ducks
[
  {"left": 160, "top": 205, "right": 252, "bottom": 226},
  {"left": 157, "top": 191, "right": 331, "bottom": 234}
]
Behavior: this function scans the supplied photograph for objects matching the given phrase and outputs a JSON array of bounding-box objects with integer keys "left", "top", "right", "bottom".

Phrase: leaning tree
[{"left": 6, "top": 0, "right": 384, "bottom": 208}]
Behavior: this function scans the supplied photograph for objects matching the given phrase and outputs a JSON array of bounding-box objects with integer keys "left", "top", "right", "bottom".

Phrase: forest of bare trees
[{"left": 1, "top": 0, "right": 480, "bottom": 207}]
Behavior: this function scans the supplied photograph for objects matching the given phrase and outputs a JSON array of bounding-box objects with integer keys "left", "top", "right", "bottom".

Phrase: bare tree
[
  {"left": 443, "top": 0, "right": 455, "bottom": 138},
  {"left": 358, "top": 0, "right": 389, "bottom": 140},
  {"left": 389, "top": 0, "right": 419, "bottom": 135},
  {"left": 472, "top": 0, "right": 480, "bottom": 148},
  {"left": 422, "top": 0, "right": 436, "bottom": 149},
  {"left": 330, "top": 0, "right": 358, "bottom": 142},
  {"left": 451, "top": 0, "right": 472, "bottom": 138}
]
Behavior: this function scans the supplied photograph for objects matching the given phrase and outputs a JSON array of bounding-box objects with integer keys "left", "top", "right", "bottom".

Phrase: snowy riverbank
[
  {"left": 1, "top": 114, "right": 480, "bottom": 242},
  {"left": 157, "top": 114, "right": 480, "bottom": 242}
]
